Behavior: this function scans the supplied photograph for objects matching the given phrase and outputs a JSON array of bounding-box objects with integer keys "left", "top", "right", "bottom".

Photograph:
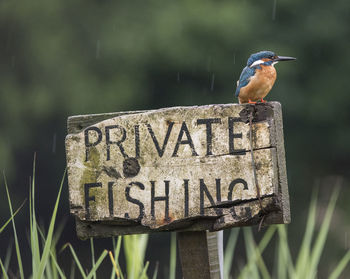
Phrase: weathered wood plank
[{"left": 65, "top": 102, "right": 290, "bottom": 239}]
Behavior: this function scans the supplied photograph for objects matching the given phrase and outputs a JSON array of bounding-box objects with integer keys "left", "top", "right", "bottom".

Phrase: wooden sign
[{"left": 65, "top": 102, "right": 290, "bottom": 239}]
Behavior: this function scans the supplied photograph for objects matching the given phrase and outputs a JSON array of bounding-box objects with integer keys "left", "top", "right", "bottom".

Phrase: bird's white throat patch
[
  {"left": 250, "top": 60, "right": 278, "bottom": 67},
  {"left": 250, "top": 59, "right": 265, "bottom": 67}
]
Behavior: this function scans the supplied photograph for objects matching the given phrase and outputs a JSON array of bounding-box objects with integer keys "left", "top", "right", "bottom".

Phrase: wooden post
[
  {"left": 178, "top": 231, "right": 223, "bottom": 279},
  {"left": 178, "top": 231, "right": 211, "bottom": 279}
]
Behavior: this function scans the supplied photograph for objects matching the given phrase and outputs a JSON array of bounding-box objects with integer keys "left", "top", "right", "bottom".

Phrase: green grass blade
[
  {"left": 110, "top": 238, "right": 116, "bottom": 279},
  {"left": 139, "top": 234, "right": 149, "bottom": 259},
  {"left": 36, "top": 225, "right": 66, "bottom": 279},
  {"left": 257, "top": 227, "right": 276, "bottom": 279},
  {"left": 90, "top": 238, "right": 96, "bottom": 279},
  {"left": 306, "top": 188, "right": 340, "bottom": 278},
  {"left": 2, "top": 242, "right": 13, "bottom": 279},
  {"left": 3, "top": 173, "right": 24, "bottom": 279},
  {"left": 152, "top": 262, "right": 159, "bottom": 279},
  {"left": 0, "top": 199, "right": 26, "bottom": 234},
  {"left": 49, "top": 251, "right": 67, "bottom": 279},
  {"left": 117, "top": 261, "right": 125, "bottom": 279},
  {"left": 115, "top": 236, "right": 122, "bottom": 259},
  {"left": 0, "top": 258, "right": 9, "bottom": 279},
  {"left": 295, "top": 190, "right": 317, "bottom": 278},
  {"left": 69, "top": 259, "right": 76, "bottom": 279},
  {"left": 30, "top": 213, "right": 41, "bottom": 276},
  {"left": 255, "top": 226, "right": 276, "bottom": 278},
  {"left": 44, "top": 252, "right": 54, "bottom": 279},
  {"left": 36, "top": 169, "right": 66, "bottom": 279},
  {"left": 110, "top": 240, "right": 125, "bottom": 279},
  {"left": 224, "top": 228, "right": 240, "bottom": 279},
  {"left": 123, "top": 235, "right": 133, "bottom": 278},
  {"left": 109, "top": 250, "right": 121, "bottom": 279},
  {"left": 114, "top": 235, "right": 124, "bottom": 279},
  {"left": 273, "top": 231, "right": 280, "bottom": 279},
  {"left": 115, "top": 236, "right": 122, "bottom": 262},
  {"left": 62, "top": 243, "right": 87, "bottom": 278},
  {"left": 169, "top": 232, "right": 176, "bottom": 279},
  {"left": 329, "top": 250, "right": 350, "bottom": 279},
  {"left": 241, "top": 227, "right": 260, "bottom": 279},
  {"left": 50, "top": 220, "right": 66, "bottom": 279},
  {"left": 124, "top": 234, "right": 149, "bottom": 279},
  {"left": 140, "top": 261, "right": 149, "bottom": 279},
  {"left": 110, "top": 236, "right": 123, "bottom": 279},
  {"left": 86, "top": 250, "right": 108, "bottom": 279},
  {"left": 239, "top": 226, "right": 276, "bottom": 279},
  {"left": 276, "top": 225, "right": 295, "bottom": 279},
  {"left": 37, "top": 224, "right": 53, "bottom": 279},
  {"left": 29, "top": 164, "right": 41, "bottom": 277},
  {"left": 246, "top": 227, "right": 272, "bottom": 279}
]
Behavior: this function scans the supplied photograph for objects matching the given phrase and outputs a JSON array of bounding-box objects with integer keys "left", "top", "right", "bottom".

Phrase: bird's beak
[{"left": 274, "top": 56, "right": 296, "bottom": 62}]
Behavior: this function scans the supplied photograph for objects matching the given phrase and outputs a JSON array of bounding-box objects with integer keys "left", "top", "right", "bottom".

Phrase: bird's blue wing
[{"left": 235, "top": 66, "right": 256, "bottom": 97}]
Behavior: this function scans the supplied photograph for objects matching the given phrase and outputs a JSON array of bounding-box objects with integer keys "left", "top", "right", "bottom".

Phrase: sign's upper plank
[{"left": 65, "top": 102, "right": 290, "bottom": 238}]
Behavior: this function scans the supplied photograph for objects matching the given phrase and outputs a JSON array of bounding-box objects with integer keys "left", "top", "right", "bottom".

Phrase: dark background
[{"left": 0, "top": 0, "right": 349, "bottom": 277}]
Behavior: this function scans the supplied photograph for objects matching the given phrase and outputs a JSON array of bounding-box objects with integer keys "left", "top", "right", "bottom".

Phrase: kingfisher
[{"left": 235, "top": 51, "right": 296, "bottom": 104}]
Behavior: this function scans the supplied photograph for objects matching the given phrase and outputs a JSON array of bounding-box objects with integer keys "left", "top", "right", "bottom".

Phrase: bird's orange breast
[{"left": 238, "top": 65, "right": 277, "bottom": 103}]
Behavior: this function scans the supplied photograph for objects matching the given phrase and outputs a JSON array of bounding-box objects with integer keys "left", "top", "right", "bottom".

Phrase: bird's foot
[
  {"left": 260, "top": 98, "right": 266, "bottom": 103},
  {"left": 248, "top": 99, "right": 257, "bottom": 104}
]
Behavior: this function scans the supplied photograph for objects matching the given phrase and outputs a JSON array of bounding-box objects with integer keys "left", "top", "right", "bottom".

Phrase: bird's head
[{"left": 247, "top": 50, "right": 296, "bottom": 68}]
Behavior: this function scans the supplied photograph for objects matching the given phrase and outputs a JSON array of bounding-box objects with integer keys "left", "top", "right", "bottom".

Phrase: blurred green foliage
[
  {"left": 0, "top": 0, "right": 349, "bottom": 276},
  {"left": 1, "top": 0, "right": 350, "bottom": 177}
]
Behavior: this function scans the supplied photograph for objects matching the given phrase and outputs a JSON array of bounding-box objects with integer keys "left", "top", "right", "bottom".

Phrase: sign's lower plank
[{"left": 75, "top": 195, "right": 280, "bottom": 239}]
